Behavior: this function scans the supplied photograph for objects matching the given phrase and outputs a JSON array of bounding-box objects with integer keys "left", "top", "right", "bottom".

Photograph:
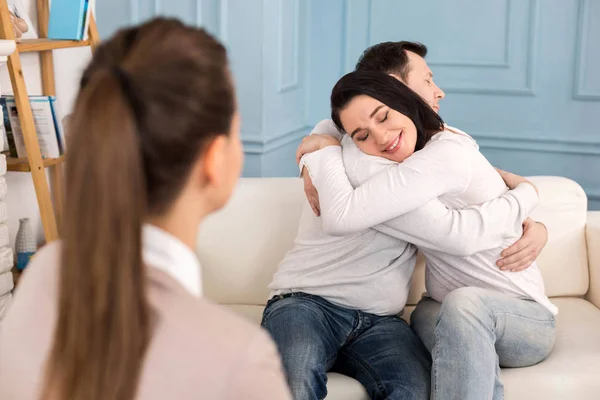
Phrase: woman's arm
[
  {"left": 374, "top": 183, "right": 539, "bottom": 256},
  {"left": 301, "top": 137, "right": 471, "bottom": 236}
]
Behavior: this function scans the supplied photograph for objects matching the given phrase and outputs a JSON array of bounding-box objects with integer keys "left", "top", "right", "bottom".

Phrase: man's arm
[{"left": 298, "top": 119, "right": 343, "bottom": 215}]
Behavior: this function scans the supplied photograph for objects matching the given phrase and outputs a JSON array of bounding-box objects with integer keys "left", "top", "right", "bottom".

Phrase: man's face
[{"left": 395, "top": 51, "right": 445, "bottom": 113}]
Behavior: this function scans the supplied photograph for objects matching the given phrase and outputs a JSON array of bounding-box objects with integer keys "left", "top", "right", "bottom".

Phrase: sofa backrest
[{"left": 197, "top": 177, "right": 589, "bottom": 306}]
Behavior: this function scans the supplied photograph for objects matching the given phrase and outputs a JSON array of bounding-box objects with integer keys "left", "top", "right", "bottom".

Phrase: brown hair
[
  {"left": 331, "top": 71, "right": 443, "bottom": 152},
  {"left": 355, "top": 41, "right": 428, "bottom": 81},
  {"left": 43, "top": 18, "right": 235, "bottom": 400}
]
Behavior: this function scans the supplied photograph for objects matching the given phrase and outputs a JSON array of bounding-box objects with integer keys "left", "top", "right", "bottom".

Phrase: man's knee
[
  {"left": 440, "top": 287, "right": 488, "bottom": 317},
  {"left": 436, "top": 287, "right": 494, "bottom": 337}
]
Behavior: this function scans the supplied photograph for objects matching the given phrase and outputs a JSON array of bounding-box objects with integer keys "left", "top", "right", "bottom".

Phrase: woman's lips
[{"left": 384, "top": 132, "right": 402, "bottom": 153}]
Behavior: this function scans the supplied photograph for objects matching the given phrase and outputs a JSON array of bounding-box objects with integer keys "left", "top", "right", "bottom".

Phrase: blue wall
[{"left": 97, "top": 0, "right": 600, "bottom": 209}]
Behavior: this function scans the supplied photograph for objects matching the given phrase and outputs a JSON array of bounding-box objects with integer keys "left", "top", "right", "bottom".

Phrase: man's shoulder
[{"left": 340, "top": 136, "right": 396, "bottom": 186}]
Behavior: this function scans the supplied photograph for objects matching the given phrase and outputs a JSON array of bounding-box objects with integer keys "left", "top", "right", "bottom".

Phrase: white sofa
[{"left": 197, "top": 176, "right": 600, "bottom": 400}]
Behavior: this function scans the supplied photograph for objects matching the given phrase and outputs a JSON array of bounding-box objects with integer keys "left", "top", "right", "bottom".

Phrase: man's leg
[
  {"left": 333, "top": 314, "right": 431, "bottom": 400},
  {"left": 410, "top": 296, "right": 441, "bottom": 353},
  {"left": 261, "top": 293, "right": 354, "bottom": 400},
  {"left": 430, "top": 287, "right": 556, "bottom": 400}
]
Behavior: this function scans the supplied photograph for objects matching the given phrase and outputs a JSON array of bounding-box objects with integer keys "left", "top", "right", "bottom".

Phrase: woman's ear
[{"left": 197, "top": 136, "right": 228, "bottom": 188}]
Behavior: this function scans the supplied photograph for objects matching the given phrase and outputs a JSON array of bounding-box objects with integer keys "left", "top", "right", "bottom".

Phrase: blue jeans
[
  {"left": 261, "top": 292, "right": 431, "bottom": 400},
  {"left": 410, "top": 287, "right": 556, "bottom": 400}
]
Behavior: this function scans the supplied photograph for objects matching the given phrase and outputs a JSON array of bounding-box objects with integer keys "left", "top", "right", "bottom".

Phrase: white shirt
[
  {"left": 268, "top": 124, "right": 539, "bottom": 316},
  {"left": 143, "top": 224, "right": 202, "bottom": 297},
  {"left": 302, "top": 120, "right": 557, "bottom": 315}
]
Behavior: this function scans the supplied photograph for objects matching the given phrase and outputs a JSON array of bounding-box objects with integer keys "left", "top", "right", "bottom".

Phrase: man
[
  {"left": 262, "top": 42, "right": 547, "bottom": 400},
  {"left": 294, "top": 42, "right": 550, "bottom": 400},
  {"left": 302, "top": 41, "right": 546, "bottom": 271}
]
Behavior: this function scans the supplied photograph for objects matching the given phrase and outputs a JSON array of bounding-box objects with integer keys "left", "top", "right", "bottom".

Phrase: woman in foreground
[
  {"left": 299, "top": 71, "right": 556, "bottom": 400},
  {"left": 0, "top": 18, "right": 290, "bottom": 400}
]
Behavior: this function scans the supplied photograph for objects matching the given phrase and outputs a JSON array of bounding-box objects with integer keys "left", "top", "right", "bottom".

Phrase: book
[
  {"left": 0, "top": 98, "right": 18, "bottom": 158},
  {"left": 7, "top": 0, "right": 38, "bottom": 40},
  {"left": 80, "top": 0, "right": 91, "bottom": 40},
  {"left": 4, "top": 96, "right": 64, "bottom": 159},
  {"left": 48, "top": 0, "right": 88, "bottom": 40}
]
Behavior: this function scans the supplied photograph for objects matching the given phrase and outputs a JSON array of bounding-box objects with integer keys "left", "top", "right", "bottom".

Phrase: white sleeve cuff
[
  {"left": 511, "top": 182, "right": 539, "bottom": 217},
  {"left": 301, "top": 146, "right": 343, "bottom": 182}
]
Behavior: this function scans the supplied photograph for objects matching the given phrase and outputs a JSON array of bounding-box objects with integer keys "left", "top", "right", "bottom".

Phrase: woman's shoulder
[{"left": 149, "top": 273, "right": 271, "bottom": 358}]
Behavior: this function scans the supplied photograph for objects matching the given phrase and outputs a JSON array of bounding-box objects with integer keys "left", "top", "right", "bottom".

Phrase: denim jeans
[
  {"left": 410, "top": 287, "right": 556, "bottom": 400},
  {"left": 261, "top": 292, "right": 431, "bottom": 400}
]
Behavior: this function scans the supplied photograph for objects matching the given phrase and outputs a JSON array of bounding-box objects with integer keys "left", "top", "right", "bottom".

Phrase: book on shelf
[
  {"left": 2, "top": 96, "right": 65, "bottom": 159},
  {"left": 48, "top": 0, "right": 90, "bottom": 41},
  {"left": 7, "top": 0, "right": 38, "bottom": 40},
  {"left": 0, "top": 98, "right": 18, "bottom": 158}
]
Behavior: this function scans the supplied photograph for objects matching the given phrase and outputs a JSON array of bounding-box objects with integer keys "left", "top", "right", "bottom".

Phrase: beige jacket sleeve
[{"left": 226, "top": 330, "right": 292, "bottom": 400}]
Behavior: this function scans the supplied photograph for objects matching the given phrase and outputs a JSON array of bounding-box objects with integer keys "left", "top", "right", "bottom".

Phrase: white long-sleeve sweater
[
  {"left": 268, "top": 127, "right": 540, "bottom": 316},
  {"left": 301, "top": 120, "right": 557, "bottom": 315}
]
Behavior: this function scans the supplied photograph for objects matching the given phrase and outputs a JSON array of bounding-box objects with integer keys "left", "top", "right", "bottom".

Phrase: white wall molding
[
  {"left": 243, "top": 125, "right": 309, "bottom": 154},
  {"left": 573, "top": 0, "right": 600, "bottom": 101}
]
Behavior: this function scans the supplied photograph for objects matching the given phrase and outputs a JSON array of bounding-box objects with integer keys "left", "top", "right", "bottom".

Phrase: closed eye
[
  {"left": 357, "top": 132, "right": 369, "bottom": 142},
  {"left": 379, "top": 111, "right": 388, "bottom": 123}
]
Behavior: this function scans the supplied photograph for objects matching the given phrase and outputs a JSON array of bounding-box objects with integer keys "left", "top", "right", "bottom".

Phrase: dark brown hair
[
  {"left": 43, "top": 17, "right": 235, "bottom": 400},
  {"left": 355, "top": 41, "right": 428, "bottom": 81},
  {"left": 331, "top": 71, "right": 443, "bottom": 152}
]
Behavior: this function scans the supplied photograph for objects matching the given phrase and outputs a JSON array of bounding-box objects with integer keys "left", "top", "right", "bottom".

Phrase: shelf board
[
  {"left": 6, "top": 156, "right": 65, "bottom": 172},
  {"left": 17, "top": 39, "right": 90, "bottom": 53}
]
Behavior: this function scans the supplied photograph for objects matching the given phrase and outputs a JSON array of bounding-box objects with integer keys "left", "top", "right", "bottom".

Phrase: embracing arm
[
  {"left": 302, "top": 139, "right": 471, "bottom": 236},
  {"left": 373, "top": 183, "right": 539, "bottom": 256}
]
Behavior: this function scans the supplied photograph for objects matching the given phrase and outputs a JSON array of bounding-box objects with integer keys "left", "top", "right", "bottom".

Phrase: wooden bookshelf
[
  {"left": 17, "top": 38, "right": 91, "bottom": 53},
  {"left": 6, "top": 156, "right": 65, "bottom": 172},
  {"left": 0, "top": 0, "right": 100, "bottom": 242}
]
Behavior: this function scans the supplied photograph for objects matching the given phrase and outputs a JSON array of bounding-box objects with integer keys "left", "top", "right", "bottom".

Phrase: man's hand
[
  {"left": 495, "top": 168, "right": 538, "bottom": 195},
  {"left": 296, "top": 134, "right": 341, "bottom": 164},
  {"left": 497, "top": 218, "right": 548, "bottom": 272},
  {"left": 301, "top": 167, "right": 320, "bottom": 216}
]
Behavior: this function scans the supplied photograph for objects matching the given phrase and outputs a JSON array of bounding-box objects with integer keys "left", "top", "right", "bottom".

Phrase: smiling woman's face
[{"left": 340, "top": 95, "right": 418, "bottom": 163}]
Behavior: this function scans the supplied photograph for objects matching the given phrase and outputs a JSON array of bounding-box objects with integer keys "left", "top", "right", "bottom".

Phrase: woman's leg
[
  {"left": 429, "top": 287, "right": 555, "bottom": 400},
  {"left": 333, "top": 315, "right": 432, "bottom": 400},
  {"left": 261, "top": 293, "right": 355, "bottom": 400}
]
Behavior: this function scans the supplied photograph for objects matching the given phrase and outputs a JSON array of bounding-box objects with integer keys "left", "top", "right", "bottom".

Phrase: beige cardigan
[{"left": 0, "top": 243, "right": 291, "bottom": 400}]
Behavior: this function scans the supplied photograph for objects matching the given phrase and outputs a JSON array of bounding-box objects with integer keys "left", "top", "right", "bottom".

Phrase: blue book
[{"left": 48, "top": 0, "right": 87, "bottom": 40}]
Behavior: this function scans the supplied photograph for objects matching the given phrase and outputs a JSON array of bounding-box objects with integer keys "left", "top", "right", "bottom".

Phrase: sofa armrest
[{"left": 586, "top": 211, "right": 600, "bottom": 309}]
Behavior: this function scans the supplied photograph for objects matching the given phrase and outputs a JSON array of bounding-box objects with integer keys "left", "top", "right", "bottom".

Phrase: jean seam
[
  {"left": 341, "top": 347, "right": 388, "bottom": 398},
  {"left": 492, "top": 311, "right": 555, "bottom": 324}
]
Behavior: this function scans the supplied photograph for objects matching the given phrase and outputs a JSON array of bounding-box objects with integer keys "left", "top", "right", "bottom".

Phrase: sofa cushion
[
  {"left": 527, "top": 177, "right": 588, "bottom": 297},
  {"left": 223, "top": 297, "right": 600, "bottom": 400},
  {"left": 198, "top": 178, "right": 305, "bottom": 305},
  {"left": 198, "top": 177, "right": 589, "bottom": 308}
]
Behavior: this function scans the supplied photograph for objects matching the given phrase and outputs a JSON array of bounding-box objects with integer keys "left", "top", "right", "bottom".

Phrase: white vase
[{"left": 16, "top": 218, "right": 35, "bottom": 271}]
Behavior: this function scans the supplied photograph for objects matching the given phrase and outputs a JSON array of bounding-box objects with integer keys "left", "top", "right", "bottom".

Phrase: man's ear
[
  {"left": 388, "top": 73, "right": 404, "bottom": 83},
  {"left": 198, "top": 136, "right": 227, "bottom": 188}
]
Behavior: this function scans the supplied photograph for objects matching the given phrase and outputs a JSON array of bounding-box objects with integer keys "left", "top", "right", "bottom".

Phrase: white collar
[{"left": 143, "top": 224, "right": 202, "bottom": 297}]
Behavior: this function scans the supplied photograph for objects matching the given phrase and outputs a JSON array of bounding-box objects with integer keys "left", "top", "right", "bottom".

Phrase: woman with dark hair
[
  {"left": 297, "top": 70, "right": 556, "bottom": 400},
  {"left": 0, "top": 18, "right": 291, "bottom": 400}
]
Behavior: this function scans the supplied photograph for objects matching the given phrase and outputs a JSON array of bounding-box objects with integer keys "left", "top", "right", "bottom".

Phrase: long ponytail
[
  {"left": 41, "top": 17, "right": 235, "bottom": 400},
  {"left": 44, "top": 69, "right": 150, "bottom": 400}
]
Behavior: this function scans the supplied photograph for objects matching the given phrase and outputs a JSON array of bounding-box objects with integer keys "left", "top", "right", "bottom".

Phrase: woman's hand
[
  {"left": 296, "top": 134, "right": 341, "bottom": 164},
  {"left": 497, "top": 218, "right": 548, "bottom": 272},
  {"left": 495, "top": 168, "right": 538, "bottom": 195}
]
